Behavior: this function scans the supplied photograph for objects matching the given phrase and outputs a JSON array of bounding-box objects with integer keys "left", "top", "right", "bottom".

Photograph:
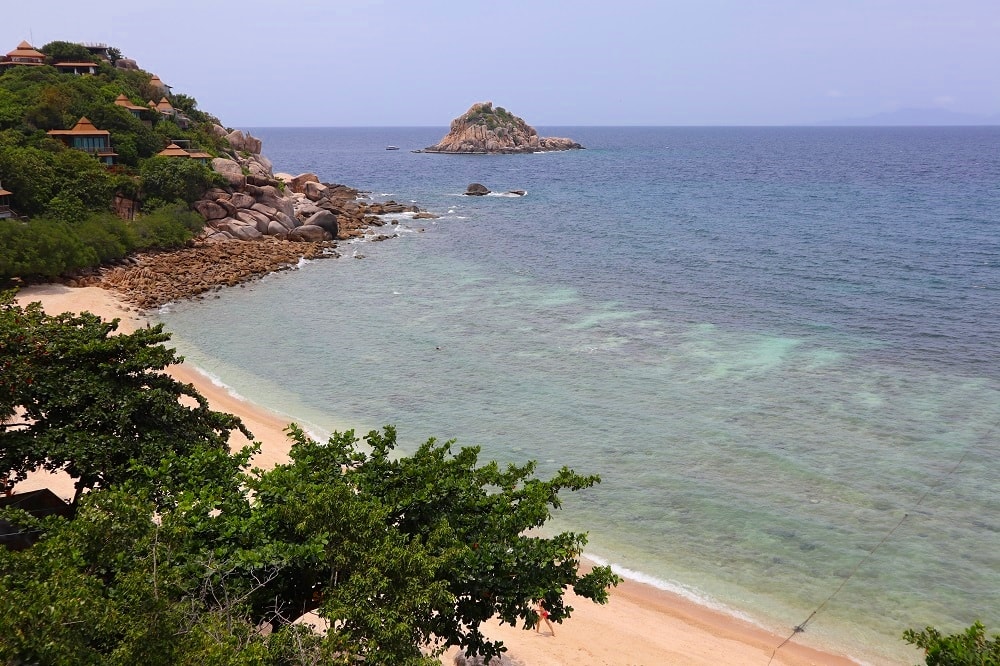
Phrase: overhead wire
[{"left": 766, "top": 418, "right": 998, "bottom": 665}]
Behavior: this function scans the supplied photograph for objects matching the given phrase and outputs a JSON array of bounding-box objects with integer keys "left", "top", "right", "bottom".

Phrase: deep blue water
[{"left": 157, "top": 127, "right": 1000, "bottom": 664}]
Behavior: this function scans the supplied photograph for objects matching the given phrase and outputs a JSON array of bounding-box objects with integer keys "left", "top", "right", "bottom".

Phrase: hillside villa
[{"left": 46, "top": 117, "right": 118, "bottom": 165}]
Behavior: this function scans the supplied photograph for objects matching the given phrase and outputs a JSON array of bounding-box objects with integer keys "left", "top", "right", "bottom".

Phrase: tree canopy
[
  {"left": 904, "top": 622, "right": 1000, "bottom": 666},
  {"left": 0, "top": 291, "right": 249, "bottom": 505},
  {"left": 0, "top": 298, "right": 621, "bottom": 663}
]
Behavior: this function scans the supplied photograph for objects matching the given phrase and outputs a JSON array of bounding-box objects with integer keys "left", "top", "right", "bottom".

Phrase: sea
[{"left": 154, "top": 126, "right": 1000, "bottom": 665}]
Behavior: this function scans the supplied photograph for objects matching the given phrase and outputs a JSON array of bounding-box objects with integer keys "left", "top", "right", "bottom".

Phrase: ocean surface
[{"left": 155, "top": 126, "right": 999, "bottom": 664}]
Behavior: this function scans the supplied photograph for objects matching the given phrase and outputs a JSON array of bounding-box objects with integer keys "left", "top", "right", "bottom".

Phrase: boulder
[
  {"left": 266, "top": 220, "right": 289, "bottom": 238},
  {"left": 273, "top": 211, "right": 299, "bottom": 230},
  {"left": 231, "top": 225, "right": 263, "bottom": 241},
  {"left": 193, "top": 200, "right": 229, "bottom": 221},
  {"left": 288, "top": 225, "right": 330, "bottom": 242},
  {"left": 290, "top": 173, "right": 320, "bottom": 193},
  {"left": 204, "top": 188, "right": 230, "bottom": 201},
  {"left": 211, "top": 158, "right": 245, "bottom": 187},
  {"left": 304, "top": 210, "right": 338, "bottom": 237},
  {"left": 236, "top": 210, "right": 269, "bottom": 228},
  {"left": 216, "top": 199, "right": 238, "bottom": 217},
  {"left": 251, "top": 203, "right": 277, "bottom": 218},
  {"left": 295, "top": 202, "right": 323, "bottom": 219},
  {"left": 465, "top": 183, "right": 490, "bottom": 196},
  {"left": 257, "top": 195, "right": 295, "bottom": 221},
  {"left": 229, "top": 192, "right": 255, "bottom": 209},
  {"left": 303, "top": 180, "right": 329, "bottom": 202},
  {"left": 225, "top": 129, "right": 262, "bottom": 155}
]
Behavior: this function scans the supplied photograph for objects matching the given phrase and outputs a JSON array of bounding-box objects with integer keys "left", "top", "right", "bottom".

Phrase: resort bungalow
[
  {"left": 54, "top": 61, "right": 98, "bottom": 75},
  {"left": 47, "top": 117, "right": 117, "bottom": 165},
  {"left": 0, "top": 41, "right": 45, "bottom": 72},
  {"left": 150, "top": 96, "right": 191, "bottom": 129},
  {"left": 157, "top": 142, "right": 211, "bottom": 164},
  {"left": 114, "top": 94, "right": 149, "bottom": 120},
  {"left": 149, "top": 74, "right": 171, "bottom": 95},
  {"left": 0, "top": 183, "right": 14, "bottom": 219}
]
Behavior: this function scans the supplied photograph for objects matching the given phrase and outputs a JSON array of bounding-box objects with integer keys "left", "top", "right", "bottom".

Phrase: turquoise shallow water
[{"left": 156, "top": 127, "right": 1000, "bottom": 664}]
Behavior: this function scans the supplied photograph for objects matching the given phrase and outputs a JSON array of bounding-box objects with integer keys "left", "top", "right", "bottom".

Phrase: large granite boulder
[
  {"left": 422, "top": 102, "right": 583, "bottom": 154},
  {"left": 304, "top": 210, "right": 338, "bottom": 236},
  {"left": 212, "top": 158, "right": 245, "bottom": 187},
  {"left": 225, "top": 129, "right": 262, "bottom": 154},
  {"left": 193, "top": 199, "right": 229, "bottom": 221},
  {"left": 465, "top": 183, "right": 490, "bottom": 196},
  {"left": 289, "top": 224, "right": 330, "bottom": 242},
  {"left": 230, "top": 192, "right": 255, "bottom": 209},
  {"left": 303, "top": 181, "right": 328, "bottom": 202},
  {"left": 290, "top": 172, "right": 320, "bottom": 193}
]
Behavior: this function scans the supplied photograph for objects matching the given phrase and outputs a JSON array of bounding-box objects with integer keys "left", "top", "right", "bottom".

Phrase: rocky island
[{"left": 419, "top": 102, "right": 583, "bottom": 154}]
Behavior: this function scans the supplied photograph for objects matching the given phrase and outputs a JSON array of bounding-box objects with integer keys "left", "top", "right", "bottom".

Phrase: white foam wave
[
  {"left": 585, "top": 553, "right": 758, "bottom": 626},
  {"left": 295, "top": 257, "right": 310, "bottom": 269},
  {"left": 191, "top": 366, "right": 250, "bottom": 402},
  {"left": 486, "top": 191, "right": 527, "bottom": 198}
]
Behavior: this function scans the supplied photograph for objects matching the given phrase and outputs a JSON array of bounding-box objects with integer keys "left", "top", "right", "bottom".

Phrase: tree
[
  {"left": 40, "top": 41, "right": 96, "bottom": 65},
  {"left": 0, "top": 300, "right": 620, "bottom": 663},
  {"left": 0, "top": 292, "right": 249, "bottom": 505},
  {"left": 139, "top": 155, "right": 224, "bottom": 207},
  {"left": 904, "top": 622, "right": 1000, "bottom": 665},
  {"left": 242, "top": 425, "right": 621, "bottom": 663}
]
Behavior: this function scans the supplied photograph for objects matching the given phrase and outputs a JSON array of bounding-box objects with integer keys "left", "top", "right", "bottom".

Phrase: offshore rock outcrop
[{"left": 420, "top": 102, "right": 582, "bottom": 154}]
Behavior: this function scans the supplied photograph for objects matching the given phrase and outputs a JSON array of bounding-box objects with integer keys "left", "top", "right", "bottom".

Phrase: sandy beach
[{"left": 12, "top": 283, "right": 863, "bottom": 666}]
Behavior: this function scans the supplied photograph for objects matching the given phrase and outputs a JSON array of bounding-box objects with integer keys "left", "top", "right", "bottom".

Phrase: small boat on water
[{"left": 385, "top": 145, "right": 399, "bottom": 150}]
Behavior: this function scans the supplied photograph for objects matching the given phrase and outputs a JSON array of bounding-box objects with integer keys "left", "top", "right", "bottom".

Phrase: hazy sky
[{"left": 4, "top": 0, "right": 999, "bottom": 127}]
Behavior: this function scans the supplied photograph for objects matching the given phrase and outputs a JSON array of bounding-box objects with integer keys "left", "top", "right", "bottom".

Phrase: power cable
[{"left": 766, "top": 418, "right": 997, "bottom": 665}]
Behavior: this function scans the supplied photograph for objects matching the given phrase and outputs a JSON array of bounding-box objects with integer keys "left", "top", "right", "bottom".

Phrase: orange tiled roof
[
  {"left": 188, "top": 151, "right": 212, "bottom": 159},
  {"left": 157, "top": 143, "right": 191, "bottom": 157},
  {"left": 54, "top": 61, "right": 97, "bottom": 67},
  {"left": 46, "top": 117, "right": 111, "bottom": 137},
  {"left": 155, "top": 97, "right": 174, "bottom": 112},
  {"left": 114, "top": 94, "right": 147, "bottom": 111},
  {"left": 7, "top": 41, "right": 45, "bottom": 59},
  {"left": 0, "top": 187, "right": 11, "bottom": 197}
]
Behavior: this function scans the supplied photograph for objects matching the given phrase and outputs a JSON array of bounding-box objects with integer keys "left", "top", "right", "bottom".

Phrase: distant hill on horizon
[{"left": 814, "top": 107, "right": 1000, "bottom": 126}]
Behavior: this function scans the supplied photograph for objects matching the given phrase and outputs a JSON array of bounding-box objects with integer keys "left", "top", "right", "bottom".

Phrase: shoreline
[{"left": 13, "top": 283, "right": 869, "bottom": 666}]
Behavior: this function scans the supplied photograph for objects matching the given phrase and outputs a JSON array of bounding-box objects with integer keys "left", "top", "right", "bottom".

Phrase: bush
[
  {"left": 904, "top": 622, "right": 1000, "bottom": 665},
  {"left": 0, "top": 217, "right": 97, "bottom": 280},
  {"left": 139, "top": 156, "right": 223, "bottom": 208},
  {"left": 130, "top": 202, "right": 204, "bottom": 250}
]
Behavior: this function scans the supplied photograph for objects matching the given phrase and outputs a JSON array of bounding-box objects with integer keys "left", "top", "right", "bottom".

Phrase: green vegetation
[
  {"left": 904, "top": 622, "right": 1000, "bottom": 665},
  {"left": 0, "top": 42, "right": 232, "bottom": 283},
  {"left": 0, "top": 204, "right": 206, "bottom": 281},
  {"left": 0, "top": 296, "right": 621, "bottom": 664},
  {"left": 465, "top": 103, "right": 524, "bottom": 131}
]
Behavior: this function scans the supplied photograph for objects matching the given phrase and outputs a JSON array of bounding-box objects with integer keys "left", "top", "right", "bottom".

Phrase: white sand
[{"left": 12, "top": 284, "right": 863, "bottom": 666}]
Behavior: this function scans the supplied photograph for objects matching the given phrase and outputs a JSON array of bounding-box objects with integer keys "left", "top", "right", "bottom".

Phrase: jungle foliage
[{"left": 0, "top": 42, "right": 230, "bottom": 282}]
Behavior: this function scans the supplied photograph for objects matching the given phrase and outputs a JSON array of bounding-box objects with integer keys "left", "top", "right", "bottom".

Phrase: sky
[{"left": 3, "top": 0, "right": 999, "bottom": 127}]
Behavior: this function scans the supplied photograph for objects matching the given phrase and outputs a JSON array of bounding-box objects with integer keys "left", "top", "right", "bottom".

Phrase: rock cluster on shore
[
  {"left": 420, "top": 102, "right": 582, "bottom": 154},
  {"left": 196, "top": 129, "right": 425, "bottom": 243},
  {"left": 81, "top": 127, "right": 440, "bottom": 309},
  {"left": 91, "top": 239, "right": 335, "bottom": 309}
]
